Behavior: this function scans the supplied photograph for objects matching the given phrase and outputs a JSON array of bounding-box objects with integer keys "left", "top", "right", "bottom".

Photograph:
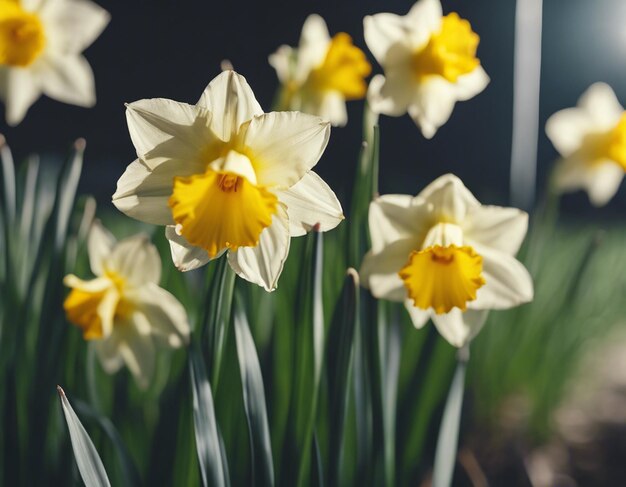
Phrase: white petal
[
  {"left": 578, "top": 82, "right": 624, "bottom": 130},
  {"left": 368, "top": 194, "right": 429, "bottom": 253},
  {"left": 408, "top": 78, "right": 457, "bottom": 139},
  {"left": 464, "top": 205, "right": 528, "bottom": 255},
  {"left": 551, "top": 157, "right": 624, "bottom": 206},
  {"left": 276, "top": 171, "right": 343, "bottom": 237},
  {"left": 38, "top": 54, "right": 96, "bottom": 107},
  {"left": 242, "top": 111, "right": 330, "bottom": 188},
  {"left": 317, "top": 91, "right": 348, "bottom": 127},
  {"left": 125, "top": 99, "right": 209, "bottom": 169},
  {"left": 112, "top": 158, "right": 192, "bottom": 226},
  {"left": 403, "top": 299, "right": 430, "bottom": 329},
  {"left": 227, "top": 205, "right": 290, "bottom": 291},
  {"left": 296, "top": 14, "right": 330, "bottom": 79},
  {"left": 196, "top": 70, "right": 263, "bottom": 142},
  {"left": 96, "top": 288, "right": 119, "bottom": 338},
  {"left": 117, "top": 327, "right": 155, "bottom": 390},
  {"left": 587, "top": 162, "right": 624, "bottom": 206},
  {"left": 269, "top": 45, "right": 293, "bottom": 83},
  {"left": 63, "top": 274, "right": 111, "bottom": 292},
  {"left": 2, "top": 67, "right": 41, "bottom": 126},
  {"left": 431, "top": 309, "right": 489, "bottom": 348},
  {"left": 367, "top": 72, "right": 413, "bottom": 118},
  {"left": 41, "top": 0, "right": 110, "bottom": 53},
  {"left": 208, "top": 150, "right": 257, "bottom": 185},
  {"left": 545, "top": 108, "right": 595, "bottom": 157},
  {"left": 107, "top": 234, "right": 161, "bottom": 286},
  {"left": 454, "top": 67, "right": 490, "bottom": 102},
  {"left": 93, "top": 339, "right": 123, "bottom": 374},
  {"left": 165, "top": 226, "right": 213, "bottom": 272},
  {"left": 417, "top": 174, "right": 480, "bottom": 223},
  {"left": 552, "top": 156, "right": 592, "bottom": 193},
  {"left": 363, "top": 13, "right": 408, "bottom": 66},
  {"left": 470, "top": 244, "right": 533, "bottom": 310},
  {"left": 360, "top": 238, "right": 417, "bottom": 301},
  {"left": 130, "top": 283, "right": 190, "bottom": 348},
  {"left": 88, "top": 220, "right": 116, "bottom": 276},
  {"left": 405, "top": 0, "right": 443, "bottom": 47},
  {"left": 421, "top": 222, "right": 464, "bottom": 247}
]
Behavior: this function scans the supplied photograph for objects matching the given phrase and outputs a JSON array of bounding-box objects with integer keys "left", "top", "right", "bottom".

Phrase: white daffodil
[
  {"left": 360, "top": 174, "right": 533, "bottom": 347},
  {"left": 0, "top": 0, "right": 109, "bottom": 125},
  {"left": 546, "top": 82, "right": 626, "bottom": 206},
  {"left": 113, "top": 70, "right": 344, "bottom": 292},
  {"left": 363, "top": 0, "right": 489, "bottom": 138},
  {"left": 63, "top": 221, "right": 190, "bottom": 389},
  {"left": 269, "top": 14, "right": 371, "bottom": 127}
]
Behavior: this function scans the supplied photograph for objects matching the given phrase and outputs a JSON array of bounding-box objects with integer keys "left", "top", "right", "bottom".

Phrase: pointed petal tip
[
  {"left": 346, "top": 267, "right": 360, "bottom": 286},
  {"left": 56, "top": 385, "right": 65, "bottom": 397}
]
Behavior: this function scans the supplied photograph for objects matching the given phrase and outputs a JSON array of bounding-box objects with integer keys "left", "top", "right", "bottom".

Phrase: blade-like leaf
[
  {"left": 432, "top": 351, "right": 468, "bottom": 487},
  {"left": 326, "top": 269, "right": 359, "bottom": 487},
  {"left": 73, "top": 399, "right": 142, "bottom": 487},
  {"left": 57, "top": 386, "right": 111, "bottom": 487},
  {"left": 378, "top": 302, "right": 402, "bottom": 487},
  {"left": 54, "top": 139, "right": 85, "bottom": 252},
  {"left": 189, "top": 344, "right": 227, "bottom": 487},
  {"left": 201, "top": 256, "right": 236, "bottom": 390},
  {"left": 233, "top": 294, "right": 275, "bottom": 487}
]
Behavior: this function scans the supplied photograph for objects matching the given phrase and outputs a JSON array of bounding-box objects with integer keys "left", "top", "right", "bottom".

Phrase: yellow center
[
  {"left": 412, "top": 13, "right": 480, "bottom": 83},
  {"left": 581, "top": 113, "right": 626, "bottom": 170},
  {"left": 399, "top": 244, "right": 486, "bottom": 314},
  {"left": 0, "top": 1, "right": 46, "bottom": 67},
  {"left": 63, "top": 271, "right": 133, "bottom": 340},
  {"left": 168, "top": 167, "right": 278, "bottom": 258},
  {"left": 306, "top": 33, "right": 371, "bottom": 99}
]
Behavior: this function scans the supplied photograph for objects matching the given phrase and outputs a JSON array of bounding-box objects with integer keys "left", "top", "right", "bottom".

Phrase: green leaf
[
  {"left": 57, "top": 386, "right": 111, "bottom": 487},
  {"left": 232, "top": 294, "right": 275, "bottom": 487},
  {"left": 281, "top": 231, "right": 325, "bottom": 487},
  {"left": 189, "top": 344, "right": 228, "bottom": 487},
  {"left": 72, "top": 399, "right": 142, "bottom": 487},
  {"left": 377, "top": 303, "right": 402, "bottom": 487},
  {"left": 326, "top": 269, "right": 359, "bottom": 487},
  {"left": 201, "top": 256, "right": 236, "bottom": 390},
  {"left": 0, "top": 135, "right": 16, "bottom": 226},
  {"left": 432, "top": 352, "right": 467, "bottom": 487}
]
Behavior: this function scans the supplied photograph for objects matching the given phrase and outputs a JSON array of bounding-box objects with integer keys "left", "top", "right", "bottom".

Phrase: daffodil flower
[
  {"left": 0, "top": 0, "right": 109, "bottom": 125},
  {"left": 360, "top": 174, "right": 533, "bottom": 347},
  {"left": 63, "top": 221, "right": 190, "bottom": 389},
  {"left": 113, "top": 70, "right": 344, "bottom": 291},
  {"left": 363, "top": 0, "right": 489, "bottom": 138},
  {"left": 269, "top": 14, "right": 371, "bottom": 127},
  {"left": 546, "top": 83, "right": 626, "bottom": 206}
]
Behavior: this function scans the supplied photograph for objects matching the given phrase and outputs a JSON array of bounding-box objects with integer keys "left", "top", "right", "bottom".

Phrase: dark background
[{"left": 2, "top": 0, "right": 625, "bottom": 215}]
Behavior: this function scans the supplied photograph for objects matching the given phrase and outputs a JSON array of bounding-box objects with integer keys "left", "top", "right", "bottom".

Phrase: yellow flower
[
  {"left": 363, "top": 0, "right": 489, "bottom": 138},
  {"left": 269, "top": 14, "right": 371, "bottom": 127},
  {"left": 0, "top": 0, "right": 109, "bottom": 125},
  {"left": 113, "top": 70, "right": 344, "bottom": 291},
  {"left": 360, "top": 174, "right": 533, "bottom": 347},
  {"left": 64, "top": 221, "right": 190, "bottom": 389},
  {"left": 546, "top": 82, "right": 626, "bottom": 206}
]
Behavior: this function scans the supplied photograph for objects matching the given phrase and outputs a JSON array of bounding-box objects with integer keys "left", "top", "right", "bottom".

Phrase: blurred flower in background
[
  {"left": 113, "top": 70, "right": 344, "bottom": 291},
  {"left": 63, "top": 221, "right": 190, "bottom": 389},
  {"left": 546, "top": 82, "right": 626, "bottom": 206},
  {"left": 363, "top": 0, "right": 489, "bottom": 138},
  {"left": 360, "top": 174, "right": 533, "bottom": 347},
  {"left": 269, "top": 14, "right": 371, "bottom": 127},
  {"left": 0, "top": 0, "right": 109, "bottom": 126}
]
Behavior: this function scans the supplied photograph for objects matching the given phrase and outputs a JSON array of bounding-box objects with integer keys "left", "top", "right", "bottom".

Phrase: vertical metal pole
[{"left": 510, "top": 0, "right": 544, "bottom": 210}]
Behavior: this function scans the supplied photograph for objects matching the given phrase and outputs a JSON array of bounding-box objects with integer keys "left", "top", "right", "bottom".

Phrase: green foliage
[{"left": 3, "top": 127, "right": 626, "bottom": 487}]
